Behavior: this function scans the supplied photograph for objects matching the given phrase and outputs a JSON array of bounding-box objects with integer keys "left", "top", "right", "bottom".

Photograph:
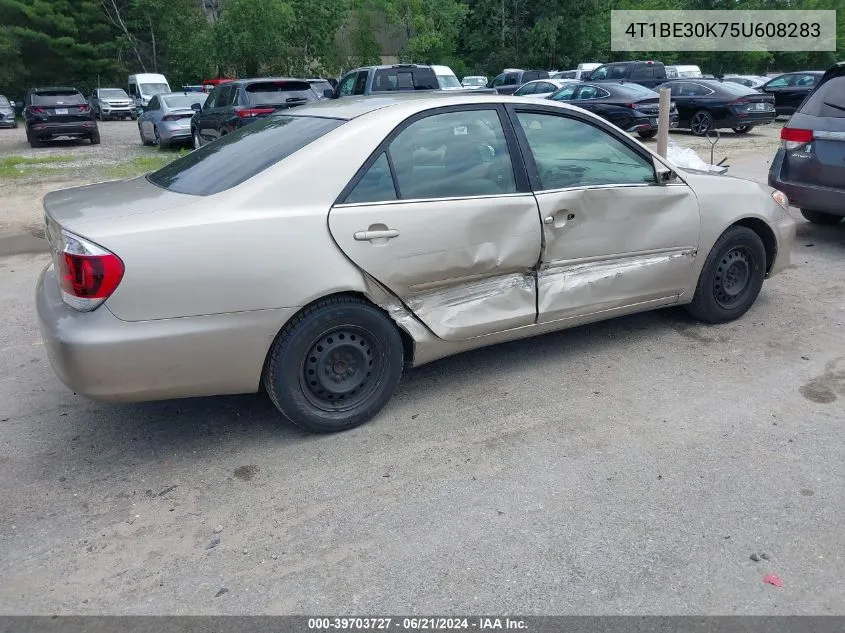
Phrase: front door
[
  {"left": 509, "top": 107, "right": 700, "bottom": 324},
  {"left": 329, "top": 106, "right": 543, "bottom": 341}
]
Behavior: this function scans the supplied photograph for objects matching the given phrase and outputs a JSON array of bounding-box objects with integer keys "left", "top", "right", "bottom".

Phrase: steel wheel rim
[
  {"left": 714, "top": 246, "right": 754, "bottom": 309},
  {"left": 299, "top": 326, "right": 384, "bottom": 412},
  {"left": 692, "top": 112, "right": 711, "bottom": 135}
]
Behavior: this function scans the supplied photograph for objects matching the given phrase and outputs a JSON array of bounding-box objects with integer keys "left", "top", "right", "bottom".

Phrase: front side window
[
  {"left": 491, "top": 74, "right": 506, "bottom": 87},
  {"left": 631, "top": 65, "right": 655, "bottom": 80},
  {"left": 504, "top": 74, "right": 519, "bottom": 86},
  {"left": 148, "top": 115, "right": 345, "bottom": 196},
  {"left": 609, "top": 66, "right": 628, "bottom": 79},
  {"left": 516, "top": 111, "right": 655, "bottom": 190},
  {"left": 590, "top": 66, "right": 609, "bottom": 80},
  {"left": 765, "top": 76, "right": 790, "bottom": 89},
  {"left": 338, "top": 73, "right": 357, "bottom": 96},
  {"left": 354, "top": 71, "right": 369, "bottom": 94}
]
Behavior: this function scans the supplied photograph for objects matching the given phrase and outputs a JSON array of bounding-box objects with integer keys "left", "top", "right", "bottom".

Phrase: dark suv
[
  {"left": 24, "top": 87, "right": 99, "bottom": 147},
  {"left": 489, "top": 70, "right": 550, "bottom": 95},
  {"left": 333, "top": 65, "right": 440, "bottom": 97},
  {"left": 191, "top": 78, "right": 319, "bottom": 148},
  {"left": 585, "top": 61, "right": 668, "bottom": 89},
  {"left": 769, "top": 62, "right": 845, "bottom": 226}
]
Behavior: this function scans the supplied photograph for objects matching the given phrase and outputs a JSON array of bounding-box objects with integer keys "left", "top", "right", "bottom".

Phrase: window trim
[
  {"left": 504, "top": 103, "right": 659, "bottom": 193},
  {"left": 335, "top": 103, "right": 531, "bottom": 205}
]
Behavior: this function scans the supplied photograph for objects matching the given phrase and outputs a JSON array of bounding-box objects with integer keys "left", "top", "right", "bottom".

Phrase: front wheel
[
  {"left": 685, "top": 226, "right": 766, "bottom": 324},
  {"left": 690, "top": 110, "right": 715, "bottom": 136},
  {"left": 637, "top": 129, "right": 657, "bottom": 140},
  {"left": 263, "top": 296, "right": 404, "bottom": 433},
  {"left": 192, "top": 130, "right": 201, "bottom": 150},
  {"left": 800, "top": 209, "right": 843, "bottom": 225},
  {"left": 732, "top": 125, "right": 754, "bottom": 134}
]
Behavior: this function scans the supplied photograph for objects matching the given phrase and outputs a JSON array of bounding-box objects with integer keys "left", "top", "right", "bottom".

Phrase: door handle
[
  {"left": 544, "top": 212, "right": 575, "bottom": 227},
  {"left": 354, "top": 229, "right": 399, "bottom": 241}
]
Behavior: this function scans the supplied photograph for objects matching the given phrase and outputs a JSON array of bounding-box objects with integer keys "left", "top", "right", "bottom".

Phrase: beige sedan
[{"left": 36, "top": 94, "right": 796, "bottom": 432}]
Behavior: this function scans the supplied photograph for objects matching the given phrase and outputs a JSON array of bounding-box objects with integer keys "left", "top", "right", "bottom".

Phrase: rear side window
[
  {"left": 800, "top": 75, "right": 845, "bottom": 117},
  {"left": 631, "top": 65, "right": 655, "bottom": 80},
  {"left": 609, "top": 66, "right": 628, "bottom": 79},
  {"left": 246, "top": 81, "right": 316, "bottom": 105},
  {"left": 32, "top": 91, "right": 85, "bottom": 106},
  {"left": 148, "top": 115, "right": 344, "bottom": 196},
  {"left": 372, "top": 68, "right": 438, "bottom": 92}
]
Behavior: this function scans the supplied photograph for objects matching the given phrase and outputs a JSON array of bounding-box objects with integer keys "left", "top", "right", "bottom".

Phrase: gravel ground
[{"left": 0, "top": 122, "right": 844, "bottom": 615}]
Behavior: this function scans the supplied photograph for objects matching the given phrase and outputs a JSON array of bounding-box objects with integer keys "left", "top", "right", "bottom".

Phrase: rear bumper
[
  {"left": 722, "top": 112, "right": 777, "bottom": 128},
  {"left": 36, "top": 265, "right": 295, "bottom": 402},
  {"left": 627, "top": 113, "right": 679, "bottom": 132},
  {"left": 158, "top": 123, "right": 192, "bottom": 141},
  {"left": 768, "top": 149, "right": 845, "bottom": 216},
  {"left": 29, "top": 120, "right": 96, "bottom": 138}
]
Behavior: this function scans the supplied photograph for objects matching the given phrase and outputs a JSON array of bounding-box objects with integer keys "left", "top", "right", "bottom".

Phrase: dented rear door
[
  {"left": 329, "top": 106, "right": 542, "bottom": 341},
  {"left": 511, "top": 108, "right": 700, "bottom": 323}
]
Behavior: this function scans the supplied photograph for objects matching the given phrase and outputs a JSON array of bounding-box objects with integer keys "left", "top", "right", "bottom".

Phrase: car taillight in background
[
  {"left": 46, "top": 221, "right": 124, "bottom": 312},
  {"left": 77, "top": 104, "right": 90, "bottom": 113},
  {"left": 235, "top": 107, "right": 275, "bottom": 118},
  {"left": 781, "top": 127, "right": 813, "bottom": 150},
  {"left": 162, "top": 113, "right": 193, "bottom": 121}
]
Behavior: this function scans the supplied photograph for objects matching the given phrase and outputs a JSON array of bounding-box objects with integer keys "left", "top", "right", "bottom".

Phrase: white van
[
  {"left": 665, "top": 65, "right": 702, "bottom": 79},
  {"left": 128, "top": 73, "right": 171, "bottom": 107},
  {"left": 430, "top": 65, "right": 462, "bottom": 90}
]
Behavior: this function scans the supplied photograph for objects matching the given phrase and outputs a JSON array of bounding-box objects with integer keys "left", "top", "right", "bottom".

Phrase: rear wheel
[
  {"left": 90, "top": 128, "right": 101, "bottom": 145},
  {"left": 26, "top": 127, "right": 43, "bottom": 148},
  {"left": 192, "top": 129, "right": 201, "bottom": 150},
  {"left": 263, "top": 296, "right": 404, "bottom": 433},
  {"left": 732, "top": 125, "right": 754, "bottom": 134},
  {"left": 685, "top": 226, "right": 766, "bottom": 324},
  {"left": 690, "top": 110, "right": 715, "bottom": 136},
  {"left": 800, "top": 209, "right": 843, "bottom": 225},
  {"left": 138, "top": 122, "right": 153, "bottom": 146},
  {"left": 637, "top": 129, "right": 657, "bottom": 140},
  {"left": 154, "top": 126, "right": 168, "bottom": 149}
]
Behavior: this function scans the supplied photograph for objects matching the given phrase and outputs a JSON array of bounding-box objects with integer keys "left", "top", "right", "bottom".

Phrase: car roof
[
  {"left": 31, "top": 87, "right": 79, "bottom": 93},
  {"left": 223, "top": 77, "right": 312, "bottom": 85},
  {"left": 285, "top": 92, "right": 585, "bottom": 121}
]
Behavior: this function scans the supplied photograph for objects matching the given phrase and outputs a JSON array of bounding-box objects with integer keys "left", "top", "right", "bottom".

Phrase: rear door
[
  {"left": 329, "top": 105, "right": 543, "bottom": 341},
  {"left": 196, "top": 86, "right": 220, "bottom": 142},
  {"left": 508, "top": 105, "right": 700, "bottom": 323},
  {"left": 782, "top": 69, "right": 845, "bottom": 191}
]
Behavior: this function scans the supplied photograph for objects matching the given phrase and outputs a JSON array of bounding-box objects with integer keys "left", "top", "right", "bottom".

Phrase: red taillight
[
  {"left": 31, "top": 106, "right": 46, "bottom": 114},
  {"left": 781, "top": 127, "right": 813, "bottom": 150},
  {"left": 235, "top": 107, "right": 274, "bottom": 118},
  {"left": 78, "top": 104, "right": 90, "bottom": 113},
  {"left": 729, "top": 98, "right": 750, "bottom": 106},
  {"left": 162, "top": 114, "right": 190, "bottom": 121},
  {"left": 625, "top": 103, "right": 640, "bottom": 110},
  {"left": 49, "top": 226, "right": 124, "bottom": 312}
]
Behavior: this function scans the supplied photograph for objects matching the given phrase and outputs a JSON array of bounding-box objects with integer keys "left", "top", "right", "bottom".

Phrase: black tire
[
  {"left": 139, "top": 122, "right": 153, "bottom": 146},
  {"left": 155, "top": 127, "right": 169, "bottom": 149},
  {"left": 26, "top": 127, "right": 43, "bottom": 148},
  {"left": 732, "top": 125, "right": 754, "bottom": 134},
  {"left": 192, "top": 129, "right": 201, "bottom": 150},
  {"left": 130, "top": 113, "right": 137, "bottom": 121},
  {"left": 800, "top": 209, "right": 843, "bottom": 225},
  {"left": 637, "top": 129, "right": 657, "bottom": 140},
  {"left": 685, "top": 226, "right": 767, "bottom": 324},
  {"left": 690, "top": 110, "right": 715, "bottom": 136},
  {"left": 263, "top": 296, "right": 404, "bottom": 433},
  {"left": 90, "top": 128, "right": 101, "bottom": 145}
]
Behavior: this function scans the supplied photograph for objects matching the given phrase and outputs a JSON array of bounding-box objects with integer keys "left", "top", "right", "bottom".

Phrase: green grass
[
  {"left": 102, "top": 150, "right": 188, "bottom": 180},
  {"left": 0, "top": 154, "right": 74, "bottom": 178}
]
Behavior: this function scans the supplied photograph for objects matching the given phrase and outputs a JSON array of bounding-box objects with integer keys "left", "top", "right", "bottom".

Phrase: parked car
[
  {"left": 0, "top": 95, "right": 16, "bottom": 128},
  {"left": 513, "top": 78, "right": 581, "bottom": 98},
  {"left": 488, "top": 70, "right": 550, "bottom": 95},
  {"left": 138, "top": 91, "right": 208, "bottom": 149},
  {"left": 585, "top": 61, "right": 668, "bottom": 89},
  {"left": 769, "top": 62, "right": 845, "bottom": 226},
  {"left": 36, "top": 93, "right": 795, "bottom": 433},
  {"left": 306, "top": 78, "right": 334, "bottom": 99},
  {"left": 128, "top": 73, "right": 171, "bottom": 109},
  {"left": 462, "top": 76, "right": 488, "bottom": 88},
  {"left": 431, "top": 65, "right": 462, "bottom": 90},
  {"left": 722, "top": 75, "right": 769, "bottom": 89},
  {"left": 547, "top": 81, "right": 678, "bottom": 139},
  {"left": 334, "top": 64, "right": 438, "bottom": 97},
  {"left": 89, "top": 88, "right": 136, "bottom": 121},
  {"left": 24, "top": 87, "right": 99, "bottom": 148},
  {"left": 761, "top": 71, "right": 825, "bottom": 116},
  {"left": 661, "top": 79, "right": 776, "bottom": 136},
  {"left": 191, "top": 78, "right": 319, "bottom": 148},
  {"left": 553, "top": 63, "right": 603, "bottom": 81},
  {"left": 666, "top": 65, "right": 703, "bottom": 79}
]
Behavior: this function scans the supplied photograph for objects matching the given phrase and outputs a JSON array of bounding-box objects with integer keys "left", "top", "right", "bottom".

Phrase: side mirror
[
  {"left": 657, "top": 167, "right": 678, "bottom": 184},
  {"left": 323, "top": 88, "right": 335, "bottom": 99},
  {"left": 191, "top": 103, "right": 202, "bottom": 111}
]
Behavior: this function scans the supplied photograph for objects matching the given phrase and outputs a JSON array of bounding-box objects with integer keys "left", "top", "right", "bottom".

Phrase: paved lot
[{"left": 1, "top": 119, "right": 843, "bottom": 615}]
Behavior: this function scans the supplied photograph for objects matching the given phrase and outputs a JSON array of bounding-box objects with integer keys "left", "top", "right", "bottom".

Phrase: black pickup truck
[{"left": 329, "top": 65, "right": 495, "bottom": 98}]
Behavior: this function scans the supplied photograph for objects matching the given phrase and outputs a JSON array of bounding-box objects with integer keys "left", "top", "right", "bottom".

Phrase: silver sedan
[
  {"left": 137, "top": 92, "right": 207, "bottom": 149},
  {"left": 37, "top": 94, "right": 795, "bottom": 433}
]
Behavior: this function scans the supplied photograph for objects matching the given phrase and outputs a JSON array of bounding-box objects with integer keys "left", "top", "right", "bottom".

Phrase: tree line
[{"left": 0, "top": 0, "right": 842, "bottom": 98}]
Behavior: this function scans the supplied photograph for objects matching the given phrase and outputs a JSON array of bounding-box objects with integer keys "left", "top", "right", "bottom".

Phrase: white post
[{"left": 656, "top": 87, "right": 671, "bottom": 158}]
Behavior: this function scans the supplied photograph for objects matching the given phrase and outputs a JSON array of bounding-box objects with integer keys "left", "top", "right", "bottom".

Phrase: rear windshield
[
  {"left": 614, "top": 83, "right": 658, "bottom": 97},
  {"left": 372, "top": 68, "right": 439, "bottom": 92},
  {"left": 32, "top": 91, "right": 85, "bottom": 106},
  {"left": 438, "top": 75, "right": 462, "bottom": 89},
  {"left": 100, "top": 89, "right": 129, "bottom": 98},
  {"left": 800, "top": 75, "right": 845, "bottom": 118},
  {"left": 0, "top": 96, "right": 9, "bottom": 107},
  {"left": 463, "top": 77, "right": 486, "bottom": 86},
  {"left": 163, "top": 93, "right": 207, "bottom": 108},
  {"left": 148, "top": 115, "right": 344, "bottom": 196},
  {"left": 246, "top": 81, "right": 316, "bottom": 105},
  {"left": 716, "top": 81, "right": 757, "bottom": 96}
]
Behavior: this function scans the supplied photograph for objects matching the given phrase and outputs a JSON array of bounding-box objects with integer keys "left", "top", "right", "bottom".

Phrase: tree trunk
[{"left": 148, "top": 15, "right": 157, "bottom": 73}]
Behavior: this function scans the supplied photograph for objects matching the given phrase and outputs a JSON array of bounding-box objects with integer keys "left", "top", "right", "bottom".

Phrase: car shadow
[{"left": 794, "top": 215, "right": 845, "bottom": 249}]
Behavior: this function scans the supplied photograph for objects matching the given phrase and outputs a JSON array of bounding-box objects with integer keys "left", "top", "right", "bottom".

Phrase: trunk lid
[{"left": 43, "top": 177, "right": 196, "bottom": 235}]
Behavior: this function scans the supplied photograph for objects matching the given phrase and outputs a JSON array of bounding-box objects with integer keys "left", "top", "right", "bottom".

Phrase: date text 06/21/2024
[{"left": 307, "top": 618, "right": 529, "bottom": 630}]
